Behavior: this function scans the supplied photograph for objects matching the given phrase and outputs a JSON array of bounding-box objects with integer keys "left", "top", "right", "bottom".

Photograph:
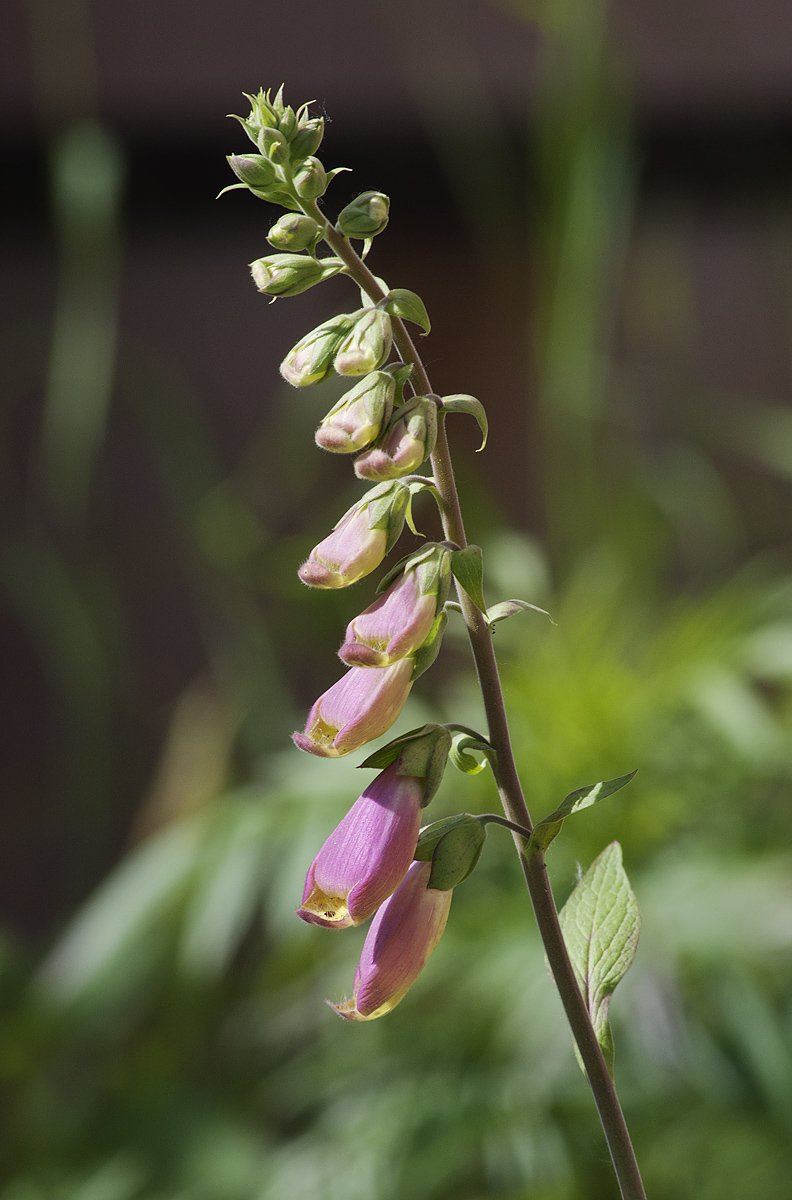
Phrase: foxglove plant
[{"left": 225, "top": 87, "right": 647, "bottom": 1200}]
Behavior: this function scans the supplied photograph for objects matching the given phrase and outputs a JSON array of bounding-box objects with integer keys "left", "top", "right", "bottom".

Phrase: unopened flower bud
[
  {"left": 249, "top": 253, "right": 326, "bottom": 298},
  {"left": 315, "top": 370, "right": 395, "bottom": 454},
  {"left": 258, "top": 126, "right": 289, "bottom": 164},
  {"left": 293, "top": 659, "right": 414, "bottom": 758},
  {"left": 277, "top": 105, "right": 298, "bottom": 141},
  {"left": 290, "top": 117, "right": 324, "bottom": 161},
  {"left": 280, "top": 313, "right": 355, "bottom": 387},
  {"left": 331, "top": 860, "right": 452, "bottom": 1021},
  {"left": 298, "top": 481, "right": 409, "bottom": 588},
  {"left": 339, "top": 545, "right": 451, "bottom": 667},
  {"left": 354, "top": 397, "right": 438, "bottom": 481},
  {"left": 227, "top": 153, "right": 278, "bottom": 189},
  {"left": 337, "top": 191, "right": 390, "bottom": 238},
  {"left": 334, "top": 309, "right": 392, "bottom": 376},
  {"left": 267, "top": 213, "right": 320, "bottom": 252},
  {"left": 293, "top": 156, "right": 327, "bottom": 200},
  {"left": 297, "top": 762, "right": 424, "bottom": 928}
]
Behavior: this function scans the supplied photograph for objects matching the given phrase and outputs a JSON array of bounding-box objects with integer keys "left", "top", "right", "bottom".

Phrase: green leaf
[
  {"left": 486, "top": 599, "right": 555, "bottom": 629},
  {"left": 530, "top": 771, "right": 636, "bottom": 852},
  {"left": 449, "top": 730, "right": 493, "bottom": 775},
  {"left": 385, "top": 288, "right": 431, "bottom": 334},
  {"left": 414, "top": 816, "right": 487, "bottom": 890},
  {"left": 557, "top": 841, "right": 641, "bottom": 1076},
  {"left": 450, "top": 546, "right": 486, "bottom": 613},
  {"left": 441, "top": 395, "right": 488, "bottom": 450}
]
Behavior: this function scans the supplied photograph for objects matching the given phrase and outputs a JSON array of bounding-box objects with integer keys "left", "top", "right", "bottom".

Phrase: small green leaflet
[
  {"left": 530, "top": 772, "right": 636, "bottom": 853},
  {"left": 558, "top": 841, "right": 641, "bottom": 1077},
  {"left": 486, "top": 599, "right": 554, "bottom": 630},
  {"left": 385, "top": 288, "right": 431, "bottom": 334},
  {"left": 450, "top": 546, "right": 486, "bottom": 613},
  {"left": 441, "top": 395, "right": 488, "bottom": 451}
]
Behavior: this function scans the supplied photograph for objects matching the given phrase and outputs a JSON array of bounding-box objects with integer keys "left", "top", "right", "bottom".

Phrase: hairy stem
[{"left": 308, "top": 202, "right": 646, "bottom": 1200}]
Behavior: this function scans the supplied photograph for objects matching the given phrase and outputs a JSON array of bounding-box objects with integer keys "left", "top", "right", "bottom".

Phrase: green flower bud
[
  {"left": 293, "top": 157, "right": 327, "bottom": 200},
  {"left": 258, "top": 126, "right": 289, "bottom": 164},
  {"left": 280, "top": 313, "right": 356, "bottom": 387},
  {"left": 249, "top": 253, "right": 326, "bottom": 297},
  {"left": 278, "top": 105, "right": 298, "bottom": 141},
  {"left": 227, "top": 153, "right": 278, "bottom": 189},
  {"left": 334, "top": 309, "right": 392, "bottom": 376},
  {"left": 290, "top": 118, "right": 324, "bottom": 161},
  {"left": 267, "top": 213, "right": 320, "bottom": 252},
  {"left": 337, "top": 191, "right": 390, "bottom": 238}
]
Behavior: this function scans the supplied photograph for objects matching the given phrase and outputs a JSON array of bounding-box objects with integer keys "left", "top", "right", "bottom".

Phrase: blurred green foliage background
[{"left": 4, "top": 0, "right": 792, "bottom": 1197}]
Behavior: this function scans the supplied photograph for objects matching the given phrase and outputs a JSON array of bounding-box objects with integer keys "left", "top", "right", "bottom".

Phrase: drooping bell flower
[
  {"left": 315, "top": 370, "right": 395, "bottom": 454},
  {"left": 298, "top": 481, "right": 409, "bottom": 589},
  {"left": 280, "top": 313, "right": 356, "bottom": 387},
  {"left": 354, "top": 397, "right": 438, "bottom": 481},
  {"left": 330, "top": 860, "right": 452, "bottom": 1021},
  {"left": 334, "top": 309, "right": 392, "bottom": 376},
  {"left": 339, "top": 545, "right": 451, "bottom": 668},
  {"left": 292, "top": 659, "right": 414, "bottom": 758},
  {"left": 297, "top": 762, "right": 424, "bottom": 928}
]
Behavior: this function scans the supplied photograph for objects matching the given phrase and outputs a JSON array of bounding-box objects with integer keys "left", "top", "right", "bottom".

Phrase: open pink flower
[
  {"left": 292, "top": 659, "right": 414, "bottom": 758},
  {"left": 331, "top": 860, "right": 452, "bottom": 1020},
  {"left": 297, "top": 763, "right": 423, "bottom": 928},
  {"left": 339, "top": 569, "right": 438, "bottom": 668}
]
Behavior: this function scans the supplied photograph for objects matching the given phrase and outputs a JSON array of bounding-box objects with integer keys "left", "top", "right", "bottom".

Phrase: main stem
[{"left": 310, "top": 205, "right": 646, "bottom": 1200}]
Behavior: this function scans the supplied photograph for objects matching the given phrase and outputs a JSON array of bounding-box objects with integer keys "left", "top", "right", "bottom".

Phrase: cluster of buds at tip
[
  {"left": 298, "top": 481, "right": 410, "bottom": 589},
  {"left": 336, "top": 191, "right": 390, "bottom": 239},
  {"left": 293, "top": 659, "right": 415, "bottom": 758},
  {"left": 228, "top": 88, "right": 325, "bottom": 194},
  {"left": 315, "top": 369, "right": 396, "bottom": 454},
  {"left": 339, "top": 544, "right": 452, "bottom": 668},
  {"left": 330, "top": 860, "right": 453, "bottom": 1020},
  {"left": 354, "top": 396, "right": 438, "bottom": 481}
]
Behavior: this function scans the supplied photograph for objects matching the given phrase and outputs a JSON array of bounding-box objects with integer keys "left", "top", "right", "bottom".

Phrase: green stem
[{"left": 307, "top": 202, "right": 646, "bottom": 1200}]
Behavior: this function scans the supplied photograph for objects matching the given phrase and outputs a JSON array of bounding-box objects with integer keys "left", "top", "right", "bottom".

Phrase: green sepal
[
  {"left": 486, "top": 599, "right": 555, "bottom": 630},
  {"left": 529, "top": 772, "right": 637, "bottom": 854},
  {"left": 359, "top": 723, "right": 451, "bottom": 806},
  {"left": 450, "top": 546, "right": 486, "bottom": 613},
  {"left": 557, "top": 842, "right": 641, "bottom": 1077},
  {"left": 449, "top": 730, "right": 494, "bottom": 775},
  {"left": 414, "top": 815, "right": 487, "bottom": 890},
  {"left": 387, "top": 362, "right": 414, "bottom": 407},
  {"left": 384, "top": 289, "right": 431, "bottom": 335},
  {"left": 375, "top": 543, "right": 445, "bottom": 596},
  {"left": 410, "top": 610, "right": 448, "bottom": 681},
  {"left": 441, "top": 395, "right": 488, "bottom": 450}
]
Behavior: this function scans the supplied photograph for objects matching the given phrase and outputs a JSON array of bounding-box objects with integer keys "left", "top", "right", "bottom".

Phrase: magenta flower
[
  {"left": 331, "top": 860, "right": 452, "bottom": 1020},
  {"left": 297, "top": 763, "right": 424, "bottom": 928},
  {"left": 292, "top": 659, "right": 414, "bottom": 757},
  {"left": 339, "top": 569, "right": 438, "bottom": 668}
]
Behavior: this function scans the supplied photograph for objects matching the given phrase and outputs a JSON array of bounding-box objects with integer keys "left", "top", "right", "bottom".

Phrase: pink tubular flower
[
  {"left": 339, "top": 569, "right": 437, "bottom": 668},
  {"left": 292, "top": 659, "right": 414, "bottom": 757},
  {"left": 331, "top": 860, "right": 452, "bottom": 1021},
  {"left": 297, "top": 763, "right": 424, "bottom": 928},
  {"left": 299, "top": 506, "right": 387, "bottom": 589}
]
